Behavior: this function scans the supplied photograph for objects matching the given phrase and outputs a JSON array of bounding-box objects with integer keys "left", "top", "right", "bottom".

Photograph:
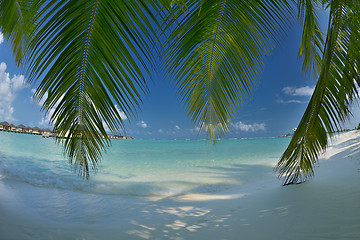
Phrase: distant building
[
  {"left": 0, "top": 121, "right": 10, "bottom": 130},
  {"left": 22, "top": 126, "right": 32, "bottom": 133},
  {"left": 0, "top": 121, "right": 134, "bottom": 139},
  {"left": 32, "top": 126, "right": 41, "bottom": 134},
  {"left": 9, "top": 124, "right": 16, "bottom": 131},
  {"left": 0, "top": 121, "right": 55, "bottom": 136},
  {"left": 24, "top": 126, "right": 32, "bottom": 133},
  {"left": 16, "top": 124, "right": 26, "bottom": 132},
  {"left": 43, "top": 128, "right": 52, "bottom": 134}
]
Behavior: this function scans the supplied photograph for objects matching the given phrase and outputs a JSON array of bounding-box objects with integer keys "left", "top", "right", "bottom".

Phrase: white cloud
[
  {"left": 0, "top": 32, "right": 4, "bottom": 44},
  {"left": 158, "top": 129, "right": 163, "bottom": 133},
  {"left": 282, "top": 86, "right": 314, "bottom": 96},
  {"left": 30, "top": 89, "right": 48, "bottom": 106},
  {"left": 102, "top": 120, "right": 111, "bottom": 133},
  {"left": 174, "top": 125, "right": 180, "bottom": 130},
  {"left": 137, "top": 120, "right": 148, "bottom": 128},
  {"left": 276, "top": 99, "right": 305, "bottom": 104},
  {"left": 39, "top": 108, "right": 55, "bottom": 127},
  {"left": 36, "top": 92, "right": 64, "bottom": 127},
  {"left": 39, "top": 91, "right": 48, "bottom": 106},
  {"left": 115, "top": 105, "right": 127, "bottom": 120},
  {"left": 231, "top": 121, "right": 266, "bottom": 132},
  {"left": 12, "top": 75, "right": 25, "bottom": 91},
  {"left": 0, "top": 62, "right": 25, "bottom": 121}
]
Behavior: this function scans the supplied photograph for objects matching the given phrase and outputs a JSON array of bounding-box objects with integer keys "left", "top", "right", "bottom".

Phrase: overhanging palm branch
[
  {"left": 2, "top": 0, "right": 359, "bottom": 184},
  {"left": 0, "top": 0, "right": 37, "bottom": 65},
  {"left": 23, "top": 0, "right": 158, "bottom": 178},
  {"left": 276, "top": 1, "right": 360, "bottom": 185},
  {"left": 163, "top": 0, "right": 291, "bottom": 141},
  {"left": 297, "top": 0, "right": 324, "bottom": 76}
]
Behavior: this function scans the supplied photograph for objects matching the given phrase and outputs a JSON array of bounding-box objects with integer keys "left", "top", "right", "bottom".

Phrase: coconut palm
[
  {"left": 1, "top": 0, "right": 359, "bottom": 184},
  {"left": 162, "top": 0, "right": 291, "bottom": 140},
  {"left": 1, "top": 0, "right": 160, "bottom": 178},
  {"left": 275, "top": 0, "right": 360, "bottom": 184}
]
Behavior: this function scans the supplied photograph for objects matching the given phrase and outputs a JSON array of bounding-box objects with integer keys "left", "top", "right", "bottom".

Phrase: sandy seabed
[{"left": 1, "top": 131, "right": 360, "bottom": 240}]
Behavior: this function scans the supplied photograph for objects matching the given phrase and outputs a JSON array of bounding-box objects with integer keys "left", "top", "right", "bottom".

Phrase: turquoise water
[{"left": 0, "top": 131, "right": 290, "bottom": 197}]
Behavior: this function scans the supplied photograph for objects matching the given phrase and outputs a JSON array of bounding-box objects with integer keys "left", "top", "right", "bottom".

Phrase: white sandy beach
[{"left": 1, "top": 131, "right": 360, "bottom": 239}]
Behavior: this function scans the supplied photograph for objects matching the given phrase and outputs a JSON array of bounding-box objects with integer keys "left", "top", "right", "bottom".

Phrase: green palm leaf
[
  {"left": 297, "top": 0, "right": 324, "bottom": 76},
  {"left": 0, "top": 0, "right": 37, "bottom": 65},
  {"left": 3, "top": 0, "right": 359, "bottom": 185},
  {"left": 276, "top": 1, "right": 360, "bottom": 185},
  {"left": 25, "top": 0, "right": 158, "bottom": 178},
  {"left": 163, "top": 0, "right": 291, "bottom": 141}
]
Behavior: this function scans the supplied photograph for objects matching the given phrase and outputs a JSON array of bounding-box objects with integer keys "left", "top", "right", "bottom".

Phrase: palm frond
[
  {"left": 297, "top": 0, "right": 324, "bottom": 76},
  {"left": 163, "top": 0, "right": 291, "bottom": 141},
  {"left": 26, "top": 0, "right": 158, "bottom": 178},
  {"left": 276, "top": 1, "right": 360, "bottom": 185},
  {"left": 0, "top": 0, "right": 38, "bottom": 65}
]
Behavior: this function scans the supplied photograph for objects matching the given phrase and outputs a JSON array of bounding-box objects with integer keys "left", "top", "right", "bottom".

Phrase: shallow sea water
[
  {"left": 1, "top": 131, "right": 360, "bottom": 240},
  {"left": 0, "top": 131, "right": 290, "bottom": 197}
]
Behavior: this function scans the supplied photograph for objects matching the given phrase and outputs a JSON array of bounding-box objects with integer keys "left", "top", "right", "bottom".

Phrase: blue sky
[{"left": 0, "top": 12, "right": 359, "bottom": 139}]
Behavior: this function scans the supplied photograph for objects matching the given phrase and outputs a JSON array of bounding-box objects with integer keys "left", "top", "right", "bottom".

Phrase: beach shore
[{"left": 1, "top": 131, "right": 360, "bottom": 239}]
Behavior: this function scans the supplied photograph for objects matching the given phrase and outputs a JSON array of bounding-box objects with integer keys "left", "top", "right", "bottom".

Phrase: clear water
[{"left": 0, "top": 131, "right": 290, "bottom": 197}]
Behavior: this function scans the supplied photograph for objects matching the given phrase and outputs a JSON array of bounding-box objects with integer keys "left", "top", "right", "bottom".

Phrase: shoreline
[{"left": 0, "top": 131, "right": 360, "bottom": 239}]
